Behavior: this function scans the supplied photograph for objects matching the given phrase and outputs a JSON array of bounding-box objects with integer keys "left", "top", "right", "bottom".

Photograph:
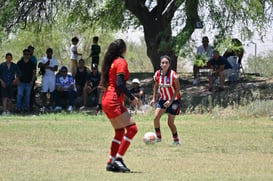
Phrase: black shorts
[
  {"left": 156, "top": 99, "right": 181, "bottom": 115},
  {"left": 1, "top": 84, "right": 15, "bottom": 99}
]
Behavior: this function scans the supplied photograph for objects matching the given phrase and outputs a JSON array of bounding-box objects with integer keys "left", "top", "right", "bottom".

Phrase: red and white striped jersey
[{"left": 154, "top": 69, "right": 180, "bottom": 101}]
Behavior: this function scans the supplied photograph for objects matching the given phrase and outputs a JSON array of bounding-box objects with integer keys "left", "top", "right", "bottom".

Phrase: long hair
[{"left": 101, "top": 39, "right": 126, "bottom": 88}]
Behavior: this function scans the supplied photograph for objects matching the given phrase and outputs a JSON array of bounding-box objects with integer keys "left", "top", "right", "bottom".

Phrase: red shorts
[{"left": 102, "top": 90, "right": 127, "bottom": 119}]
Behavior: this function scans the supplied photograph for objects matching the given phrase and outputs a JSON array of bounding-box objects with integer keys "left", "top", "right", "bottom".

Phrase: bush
[{"left": 246, "top": 51, "right": 273, "bottom": 76}]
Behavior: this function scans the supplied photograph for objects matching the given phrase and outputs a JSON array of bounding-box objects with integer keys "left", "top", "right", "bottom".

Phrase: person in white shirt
[
  {"left": 193, "top": 36, "right": 214, "bottom": 85},
  {"left": 38, "top": 48, "right": 59, "bottom": 112},
  {"left": 70, "top": 37, "right": 82, "bottom": 77}
]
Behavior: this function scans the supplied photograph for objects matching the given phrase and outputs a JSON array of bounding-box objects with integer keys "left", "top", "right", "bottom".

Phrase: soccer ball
[{"left": 143, "top": 132, "right": 157, "bottom": 144}]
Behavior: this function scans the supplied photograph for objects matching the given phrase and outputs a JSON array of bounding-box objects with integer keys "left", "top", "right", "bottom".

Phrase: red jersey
[
  {"left": 102, "top": 57, "right": 130, "bottom": 119},
  {"left": 154, "top": 69, "right": 180, "bottom": 101}
]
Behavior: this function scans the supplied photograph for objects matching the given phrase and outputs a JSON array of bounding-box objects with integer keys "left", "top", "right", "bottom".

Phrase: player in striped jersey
[{"left": 150, "top": 55, "right": 181, "bottom": 145}]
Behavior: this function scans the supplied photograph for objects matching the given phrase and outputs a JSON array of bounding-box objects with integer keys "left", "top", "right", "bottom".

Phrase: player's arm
[
  {"left": 116, "top": 74, "right": 135, "bottom": 101},
  {"left": 170, "top": 77, "right": 180, "bottom": 103}
]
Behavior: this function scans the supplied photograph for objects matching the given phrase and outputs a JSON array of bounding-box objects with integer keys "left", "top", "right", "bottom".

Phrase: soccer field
[{"left": 0, "top": 113, "right": 272, "bottom": 181}]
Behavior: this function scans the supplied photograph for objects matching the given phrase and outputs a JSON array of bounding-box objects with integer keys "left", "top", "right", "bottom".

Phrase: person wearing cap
[
  {"left": 80, "top": 63, "right": 101, "bottom": 111},
  {"left": 74, "top": 59, "right": 90, "bottom": 97},
  {"left": 16, "top": 49, "right": 36, "bottom": 113},
  {"left": 53, "top": 66, "right": 77, "bottom": 112},
  {"left": 126, "top": 78, "right": 145, "bottom": 110},
  {"left": 38, "top": 48, "right": 59, "bottom": 112}
]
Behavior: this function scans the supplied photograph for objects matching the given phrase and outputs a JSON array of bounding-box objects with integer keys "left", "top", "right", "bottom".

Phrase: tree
[{"left": 1, "top": 0, "right": 273, "bottom": 72}]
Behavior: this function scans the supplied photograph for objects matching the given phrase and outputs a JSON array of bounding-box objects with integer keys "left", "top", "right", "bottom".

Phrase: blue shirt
[{"left": 0, "top": 62, "right": 21, "bottom": 85}]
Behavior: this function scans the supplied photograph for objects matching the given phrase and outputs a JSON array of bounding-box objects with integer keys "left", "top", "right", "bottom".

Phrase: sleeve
[
  {"left": 153, "top": 70, "right": 159, "bottom": 83},
  {"left": 117, "top": 74, "right": 134, "bottom": 101},
  {"left": 116, "top": 59, "right": 128, "bottom": 76}
]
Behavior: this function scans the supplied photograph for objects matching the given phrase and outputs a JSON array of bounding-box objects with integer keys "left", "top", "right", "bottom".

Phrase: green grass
[{"left": 0, "top": 113, "right": 273, "bottom": 181}]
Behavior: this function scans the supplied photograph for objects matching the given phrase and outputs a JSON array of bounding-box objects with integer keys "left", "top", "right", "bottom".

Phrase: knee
[{"left": 127, "top": 124, "right": 138, "bottom": 135}]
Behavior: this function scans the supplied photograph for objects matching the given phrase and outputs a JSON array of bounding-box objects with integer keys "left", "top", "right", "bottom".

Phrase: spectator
[
  {"left": 80, "top": 63, "right": 101, "bottom": 110},
  {"left": 38, "top": 48, "right": 59, "bottom": 113},
  {"left": 90, "top": 36, "right": 101, "bottom": 65},
  {"left": 53, "top": 66, "right": 77, "bottom": 112},
  {"left": 223, "top": 38, "right": 244, "bottom": 64},
  {"left": 207, "top": 50, "right": 232, "bottom": 92},
  {"left": 193, "top": 36, "right": 214, "bottom": 85},
  {"left": 0, "top": 53, "right": 21, "bottom": 115},
  {"left": 16, "top": 49, "right": 36, "bottom": 113},
  {"left": 75, "top": 59, "right": 90, "bottom": 96},
  {"left": 28, "top": 45, "right": 38, "bottom": 111},
  {"left": 125, "top": 78, "right": 145, "bottom": 111},
  {"left": 70, "top": 37, "right": 82, "bottom": 77}
]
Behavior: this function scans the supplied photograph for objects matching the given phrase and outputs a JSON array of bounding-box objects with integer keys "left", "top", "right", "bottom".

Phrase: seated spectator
[
  {"left": 38, "top": 48, "right": 59, "bottom": 112},
  {"left": 74, "top": 59, "right": 90, "bottom": 96},
  {"left": 0, "top": 53, "right": 21, "bottom": 115},
  {"left": 193, "top": 36, "right": 214, "bottom": 85},
  {"left": 80, "top": 63, "right": 101, "bottom": 110},
  {"left": 125, "top": 78, "right": 145, "bottom": 110},
  {"left": 16, "top": 49, "right": 36, "bottom": 113},
  {"left": 53, "top": 66, "right": 77, "bottom": 112},
  {"left": 207, "top": 50, "right": 232, "bottom": 92},
  {"left": 223, "top": 38, "right": 244, "bottom": 64}
]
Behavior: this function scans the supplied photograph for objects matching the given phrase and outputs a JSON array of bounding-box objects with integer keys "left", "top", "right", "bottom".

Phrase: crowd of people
[{"left": 0, "top": 36, "right": 103, "bottom": 115}]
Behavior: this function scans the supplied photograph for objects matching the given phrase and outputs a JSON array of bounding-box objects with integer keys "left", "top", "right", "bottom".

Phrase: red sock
[
  {"left": 117, "top": 124, "right": 138, "bottom": 157},
  {"left": 108, "top": 128, "right": 124, "bottom": 163}
]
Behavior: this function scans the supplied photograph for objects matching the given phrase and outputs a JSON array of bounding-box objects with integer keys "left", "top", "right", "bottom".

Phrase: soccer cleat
[
  {"left": 106, "top": 162, "right": 119, "bottom": 172},
  {"left": 173, "top": 141, "right": 181, "bottom": 145},
  {"left": 113, "top": 157, "right": 130, "bottom": 173}
]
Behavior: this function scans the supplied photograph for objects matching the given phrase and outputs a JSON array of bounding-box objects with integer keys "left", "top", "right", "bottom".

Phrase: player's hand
[
  {"left": 150, "top": 99, "right": 155, "bottom": 106},
  {"left": 163, "top": 100, "right": 172, "bottom": 108},
  {"left": 132, "top": 97, "right": 138, "bottom": 106}
]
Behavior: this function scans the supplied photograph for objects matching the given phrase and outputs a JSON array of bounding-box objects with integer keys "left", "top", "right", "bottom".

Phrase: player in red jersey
[
  {"left": 150, "top": 55, "right": 181, "bottom": 145},
  {"left": 101, "top": 39, "right": 138, "bottom": 173}
]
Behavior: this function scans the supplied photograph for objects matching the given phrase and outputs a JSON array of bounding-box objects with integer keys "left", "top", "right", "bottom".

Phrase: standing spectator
[
  {"left": 0, "top": 53, "right": 21, "bottom": 115},
  {"left": 38, "top": 48, "right": 59, "bottom": 112},
  {"left": 101, "top": 39, "right": 138, "bottom": 172},
  {"left": 150, "top": 55, "right": 181, "bottom": 145},
  {"left": 207, "top": 50, "right": 232, "bottom": 92},
  {"left": 80, "top": 63, "right": 100, "bottom": 110},
  {"left": 16, "top": 49, "right": 36, "bottom": 113},
  {"left": 53, "top": 66, "right": 77, "bottom": 112},
  {"left": 28, "top": 45, "right": 38, "bottom": 111},
  {"left": 70, "top": 37, "right": 82, "bottom": 77},
  {"left": 75, "top": 59, "right": 90, "bottom": 96},
  {"left": 90, "top": 36, "right": 101, "bottom": 65},
  {"left": 193, "top": 36, "right": 214, "bottom": 85}
]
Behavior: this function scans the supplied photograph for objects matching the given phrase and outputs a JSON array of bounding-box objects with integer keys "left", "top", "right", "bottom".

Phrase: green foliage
[{"left": 246, "top": 51, "right": 273, "bottom": 76}]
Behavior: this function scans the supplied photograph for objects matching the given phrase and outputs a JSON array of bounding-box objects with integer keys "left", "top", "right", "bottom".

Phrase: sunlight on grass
[{"left": 0, "top": 113, "right": 272, "bottom": 180}]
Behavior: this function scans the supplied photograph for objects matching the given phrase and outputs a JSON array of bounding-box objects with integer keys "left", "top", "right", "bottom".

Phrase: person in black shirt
[
  {"left": 16, "top": 49, "right": 36, "bottom": 113},
  {"left": 90, "top": 36, "right": 101, "bottom": 65},
  {"left": 75, "top": 59, "right": 90, "bottom": 96},
  {"left": 80, "top": 63, "right": 101, "bottom": 110},
  {"left": 207, "top": 50, "right": 232, "bottom": 92}
]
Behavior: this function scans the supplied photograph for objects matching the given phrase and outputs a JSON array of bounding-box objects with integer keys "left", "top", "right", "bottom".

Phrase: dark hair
[
  {"left": 93, "top": 36, "right": 99, "bottom": 43},
  {"left": 71, "top": 36, "right": 79, "bottom": 42},
  {"left": 5, "top": 52, "right": 12, "bottom": 58},
  {"left": 101, "top": 39, "right": 126, "bottom": 88},
  {"left": 23, "top": 49, "right": 30, "bottom": 54},
  {"left": 160, "top": 55, "right": 172, "bottom": 63},
  {"left": 46, "top": 48, "right": 53, "bottom": 53},
  {"left": 79, "top": 59, "right": 85, "bottom": 63}
]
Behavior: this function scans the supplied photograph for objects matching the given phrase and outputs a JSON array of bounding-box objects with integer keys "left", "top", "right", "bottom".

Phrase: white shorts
[
  {"left": 42, "top": 76, "right": 56, "bottom": 93},
  {"left": 223, "top": 69, "right": 232, "bottom": 78}
]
